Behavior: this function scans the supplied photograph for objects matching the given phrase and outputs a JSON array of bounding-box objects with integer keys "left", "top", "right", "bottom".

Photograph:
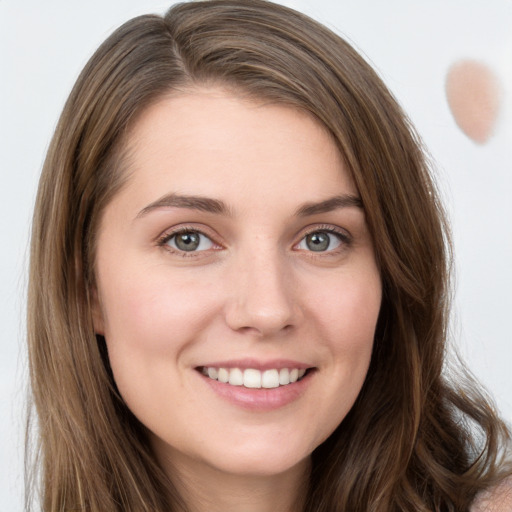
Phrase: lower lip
[{"left": 198, "top": 370, "right": 314, "bottom": 411}]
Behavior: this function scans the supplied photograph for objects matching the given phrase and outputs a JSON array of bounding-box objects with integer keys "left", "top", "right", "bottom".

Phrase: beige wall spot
[{"left": 445, "top": 59, "right": 502, "bottom": 144}]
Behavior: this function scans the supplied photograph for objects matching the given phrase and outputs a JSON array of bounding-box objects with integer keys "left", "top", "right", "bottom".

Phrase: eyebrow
[
  {"left": 136, "top": 193, "right": 231, "bottom": 219},
  {"left": 295, "top": 194, "right": 363, "bottom": 216},
  {"left": 135, "top": 192, "right": 363, "bottom": 219}
]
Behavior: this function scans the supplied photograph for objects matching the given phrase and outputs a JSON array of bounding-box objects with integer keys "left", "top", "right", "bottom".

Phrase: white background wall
[{"left": 1, "top": 1, "right": 511, "bottom": 509}]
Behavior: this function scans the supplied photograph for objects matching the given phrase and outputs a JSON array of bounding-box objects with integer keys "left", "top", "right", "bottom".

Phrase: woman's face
[{"left": 93, "top": 89, "right": 381, "bottom": 479}]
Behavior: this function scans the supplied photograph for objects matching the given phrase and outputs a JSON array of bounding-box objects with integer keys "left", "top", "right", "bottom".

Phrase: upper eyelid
[
  {"left": 163, "top": 229, "right": 211, "bottom": 244},
  {"left": 297, "top": 224, "right": 351, "bottom": 240},
  {"left": 157, "top": 224, "right": 219, "bottom": 244}
]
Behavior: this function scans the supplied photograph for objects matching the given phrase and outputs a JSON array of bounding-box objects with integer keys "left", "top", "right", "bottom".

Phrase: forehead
[{"left": 120, "top": 88, "right": 357, "bottom": 213}]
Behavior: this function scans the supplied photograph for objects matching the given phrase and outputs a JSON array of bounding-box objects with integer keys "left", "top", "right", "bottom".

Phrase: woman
[{"left": 26, "top": 0, "right": 512, "bottom": 510}]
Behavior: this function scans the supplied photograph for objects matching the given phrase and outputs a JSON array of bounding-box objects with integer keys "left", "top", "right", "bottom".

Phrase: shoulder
[{"left": 471, "top": 477, "right": 512, "bottom": 512}]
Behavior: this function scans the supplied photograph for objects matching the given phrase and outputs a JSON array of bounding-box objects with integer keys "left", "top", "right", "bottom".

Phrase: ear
[{"left": 90, "top": 285, "right": 105, "bottom": 336}]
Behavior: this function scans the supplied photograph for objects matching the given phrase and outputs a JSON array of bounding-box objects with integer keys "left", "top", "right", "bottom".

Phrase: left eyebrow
[
  {"left": 135, "top": 193, "right": 231, "bottom": 219},
  {"left": 295, "top": 194, "right": 363, "bottom": 216}
]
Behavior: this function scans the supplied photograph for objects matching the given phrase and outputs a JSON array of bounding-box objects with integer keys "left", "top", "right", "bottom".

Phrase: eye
[
  {"left": 164, "top": 230, "right": 215, "bottom": 252},
  {"left": 297, "top": 230, "right": 344, "bottom": 252}
]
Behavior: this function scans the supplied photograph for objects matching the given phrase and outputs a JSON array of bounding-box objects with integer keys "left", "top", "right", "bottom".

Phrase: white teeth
[
  {"left": 229, "top": 368, "right": 243, "bottom": 386},
  {"left": 218, "top": 368, "right": 229, "bottom": 383},
  {"left": 243, "top": 369, "right": 262, "bottom": 388},
  {"left": 202, "top": 366, "right": 308, "bottom": 388},
  {"left": 261, "top": 369, "right": 279, "bottom": 389}
]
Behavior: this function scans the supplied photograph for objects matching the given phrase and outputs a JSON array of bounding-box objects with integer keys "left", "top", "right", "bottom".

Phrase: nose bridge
[{"left": 225, "top": 238, "right": 297, "bottom": 335}]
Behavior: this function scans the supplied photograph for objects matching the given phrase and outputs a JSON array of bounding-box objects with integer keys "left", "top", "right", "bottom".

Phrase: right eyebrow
[
  {"left": 295, "top": 194, "right": 363, "bottom": 216},
  {"left": 135, "top": 193, "right": 231, "bottom": 220}
]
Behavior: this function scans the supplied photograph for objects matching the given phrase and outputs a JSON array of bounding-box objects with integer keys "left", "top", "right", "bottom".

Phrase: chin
[{"left": 196, "top": 434, "right": 315, "bottom": 478}]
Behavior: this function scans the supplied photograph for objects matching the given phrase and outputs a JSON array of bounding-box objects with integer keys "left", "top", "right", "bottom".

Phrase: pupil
[
  {"left": 176, "top": 232, "right": 200, "bottom": 251},
  {"left": 306, "top": 232, "right": 329, "bottom": 251}
]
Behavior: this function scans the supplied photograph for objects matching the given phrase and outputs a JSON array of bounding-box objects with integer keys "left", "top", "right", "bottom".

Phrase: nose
[{"left": 224, "top": 249, "right": 300, "bottom": 337}]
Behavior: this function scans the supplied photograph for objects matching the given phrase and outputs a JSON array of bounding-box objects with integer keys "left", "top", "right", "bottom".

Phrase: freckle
[{"left": 445, "top": 59, "right": 502, "bottom": 144}]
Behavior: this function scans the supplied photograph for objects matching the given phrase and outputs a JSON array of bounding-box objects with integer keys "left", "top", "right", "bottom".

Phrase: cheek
[
  {"left": 291, "top": 266, "right": 381, "bottom": 448},
  {"left": 305, "top": 265, "right": 381, "bottom": 395},
  {"left": 98, "top": 267, "right": 222, "bottom": 399},
  {"left": 308, "top": 265, "right": 381, "bottom": 347},
  {"left": 101, "top": 267, "right": 219, "bottom": 348}
]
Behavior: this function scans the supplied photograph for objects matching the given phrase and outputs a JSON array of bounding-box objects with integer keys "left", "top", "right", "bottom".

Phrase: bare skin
[
  {"left": 471, "top": 477, "right": 512, "bottom": 512},
  {"left": 157, "top": 445, "right": 311, "bottom": 512}
]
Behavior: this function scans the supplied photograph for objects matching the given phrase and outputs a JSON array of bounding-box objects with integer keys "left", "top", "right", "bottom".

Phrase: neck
[{"left": 159, "top": 450, "right": 311, "bottom": 512}]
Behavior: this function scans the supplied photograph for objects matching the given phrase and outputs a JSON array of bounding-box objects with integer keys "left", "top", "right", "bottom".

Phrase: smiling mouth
[{"left": 198, "top": 366, "right": 310, "bottom": 389}]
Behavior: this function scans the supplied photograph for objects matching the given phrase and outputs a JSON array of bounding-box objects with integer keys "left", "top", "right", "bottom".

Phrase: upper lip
[{"left": 196, "top": 359, "right": 313, "bottom": 371}]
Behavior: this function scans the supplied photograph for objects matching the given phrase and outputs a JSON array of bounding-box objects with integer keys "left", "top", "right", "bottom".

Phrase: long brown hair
[{"left": 26, "top": 1, "right": 511, "bottom": 510}]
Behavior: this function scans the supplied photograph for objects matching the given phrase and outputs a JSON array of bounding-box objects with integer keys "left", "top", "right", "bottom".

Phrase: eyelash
[
  {"left": 157, "top": 224, "right": 352, "bottom": 258},
  {"left": 297, "top": 225, "right": 351, "bottom": 252},
  {"left": 157, "top": 226, "right": 219, "bottom": 258}
]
